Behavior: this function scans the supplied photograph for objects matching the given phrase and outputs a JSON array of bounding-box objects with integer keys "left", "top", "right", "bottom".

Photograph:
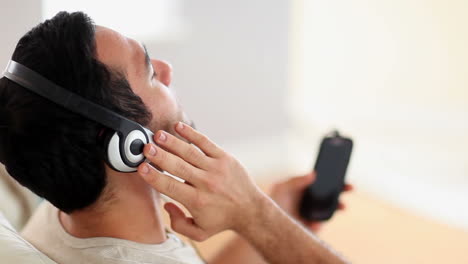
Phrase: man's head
[
  {"left": 94, "top": 24, "right": 189, "bottom": 136},
  {"left": 0, "top": 11, "right": 188, "bottom": 213}
]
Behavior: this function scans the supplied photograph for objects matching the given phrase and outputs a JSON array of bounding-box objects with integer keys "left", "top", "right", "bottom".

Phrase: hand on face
[
  {"left": 137, "top": 122, "right": 266, "bottom": 241},
  {"left": 269, "top": 173, "right": 353, "bottom": 232}
]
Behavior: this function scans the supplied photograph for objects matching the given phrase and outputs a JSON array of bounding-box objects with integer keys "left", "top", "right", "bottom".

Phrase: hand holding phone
[{"left": 299, "top": 130, "right": 353, "bottom": 221}]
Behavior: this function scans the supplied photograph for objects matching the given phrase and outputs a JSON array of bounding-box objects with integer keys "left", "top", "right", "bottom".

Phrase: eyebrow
[{"left": 142, "top": 43, "right": 152, "bottom": 76}]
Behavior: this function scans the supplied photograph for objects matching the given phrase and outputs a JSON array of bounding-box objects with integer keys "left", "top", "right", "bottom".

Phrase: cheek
[{"left": 145, "top": 86, "right": 179, "bottom": 121}]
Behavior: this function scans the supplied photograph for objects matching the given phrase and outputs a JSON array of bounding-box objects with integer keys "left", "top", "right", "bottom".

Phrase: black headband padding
[{"left": 3, "top": 60, "right": 142, "bottom": 135}]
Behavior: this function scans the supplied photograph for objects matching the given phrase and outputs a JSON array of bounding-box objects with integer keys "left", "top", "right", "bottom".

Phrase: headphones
[{"left": 2, "top": 60, "right": 155, "bottom": 173}]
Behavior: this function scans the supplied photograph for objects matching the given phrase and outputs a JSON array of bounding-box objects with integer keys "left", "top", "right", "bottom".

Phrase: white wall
[
  {"left": 150, "top": 0, "right": 291, "bottom": 141},
  {"left": 0, "top": 0, "right": 42, "bottom": 67},
  {"left": 145, "top": 0, "right": 292, "bottom": 177}
]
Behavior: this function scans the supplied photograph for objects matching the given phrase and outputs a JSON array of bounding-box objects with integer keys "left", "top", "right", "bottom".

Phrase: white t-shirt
[{"left": 21, "top": 202, "right": 205, "bottom": 264}]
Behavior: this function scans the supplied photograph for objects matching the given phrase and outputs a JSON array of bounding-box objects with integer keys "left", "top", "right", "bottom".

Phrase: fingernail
[
  {"left": 158, "top": 131, "right": 167, "bottom": 142},
  {"left": 141, "top": 164, "right": 149, "bottom": 174},
  {"left": 148, "top": 145, "right": 157, "bottom": 156},
  {"left": 177, "top": 122, "right": 184, "bottom": 131}
]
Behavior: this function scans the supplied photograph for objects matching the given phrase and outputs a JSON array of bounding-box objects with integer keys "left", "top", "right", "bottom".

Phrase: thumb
[
  {"left": 164, "top": 203, "right": 208, "bottom": 242},
  {"left": 307, "top": 222, "right": 322, "bottom": 233},
  {"left": 290, "top": 172, "right": 316, "bottom": 189}
]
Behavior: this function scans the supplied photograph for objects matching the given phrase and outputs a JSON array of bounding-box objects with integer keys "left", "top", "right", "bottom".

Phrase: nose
[{"left": 152, "top": 59, "right": 172, "bottom": 87}]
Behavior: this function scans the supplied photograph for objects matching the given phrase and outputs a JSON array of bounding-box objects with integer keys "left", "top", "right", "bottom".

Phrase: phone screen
[
  {"left": 300, "top": 133, "right": 353, "bottom": 221},
  {"left": 311, "top": 137, "right": 352, "bottom": 198}
]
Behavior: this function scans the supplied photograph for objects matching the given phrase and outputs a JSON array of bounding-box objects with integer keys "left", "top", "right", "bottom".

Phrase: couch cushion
[{"left": 0, "top": 212, "right": 56, "bottom": 264}]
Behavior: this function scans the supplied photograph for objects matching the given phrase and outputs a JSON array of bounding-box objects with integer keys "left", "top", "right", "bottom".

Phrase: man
[{"left": 0, "top": 12, "right": 350, "bottom": 264}]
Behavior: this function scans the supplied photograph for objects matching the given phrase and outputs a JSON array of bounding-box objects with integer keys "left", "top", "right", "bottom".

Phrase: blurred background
[{"left": 0, "top": 0, "right": 467, "bottom": 263}]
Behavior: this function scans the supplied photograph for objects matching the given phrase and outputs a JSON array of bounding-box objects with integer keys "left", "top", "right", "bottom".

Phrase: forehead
[{"left": 94, "top": 26, "right": 143, "bottom": 76}]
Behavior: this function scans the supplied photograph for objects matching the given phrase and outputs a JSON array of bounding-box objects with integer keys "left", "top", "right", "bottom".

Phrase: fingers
[
  {"left": 142, "top": 143, "right": 205, "bottom": 186},
  {"left": 343, "top": 184, "right": 354, "bottom": 192},
  {"left": 289, "top": 172, "right": 316, "bottom": 189},
  {"left": 337, "top": 184, "right": 353, "bottom": 211},
  {"left": 307, "top": 222, "right": 322, "bottom": 233},
  {"left": 154, "top": 130, "right": 213, "bottom": 170},
  {"left": 174, "top": 122, "right": 224, "bottom": 158},
  {"left": 138, "top": 162, "right": 196, "bottom": 206},
  {"left": 164, "top": 203, "right": 208, "bottom": 242},
  {"left": 338, "top": 202, "right": 346, "bottom": 210}
]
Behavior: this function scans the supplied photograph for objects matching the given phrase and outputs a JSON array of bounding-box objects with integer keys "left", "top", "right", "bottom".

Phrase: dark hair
[{"left": 0, "top": 11, "right": 152, "bottom": 213}]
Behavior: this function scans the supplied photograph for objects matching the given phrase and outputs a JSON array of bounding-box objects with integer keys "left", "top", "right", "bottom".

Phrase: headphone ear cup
[
  {"left": 100, "top": 129, "right": 135, "bottom": 172},
  {"left": 100, "top": 129, "right": 118, "bottom": 171},
  {"left": 99, "top": 127, "right": 151, "bottom": 173}
]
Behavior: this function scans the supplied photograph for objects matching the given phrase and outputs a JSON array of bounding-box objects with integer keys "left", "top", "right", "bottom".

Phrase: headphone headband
[{"left": 3, "top": 60, "right": 143, "bottom": 134}]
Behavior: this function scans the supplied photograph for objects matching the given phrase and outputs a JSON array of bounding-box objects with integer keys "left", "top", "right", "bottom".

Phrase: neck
[{"left": 59, "top": 170, "right": 166, "bottom": 244}]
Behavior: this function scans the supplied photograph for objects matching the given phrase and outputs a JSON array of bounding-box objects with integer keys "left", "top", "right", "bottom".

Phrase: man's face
[{"left": 94, "top": 26, "right": 190, "bottom": 138}]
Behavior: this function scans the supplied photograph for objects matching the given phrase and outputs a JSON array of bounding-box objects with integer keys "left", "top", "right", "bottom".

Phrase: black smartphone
[{"left": 299, "top": 130, "right": 353, "bottom": 221}]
